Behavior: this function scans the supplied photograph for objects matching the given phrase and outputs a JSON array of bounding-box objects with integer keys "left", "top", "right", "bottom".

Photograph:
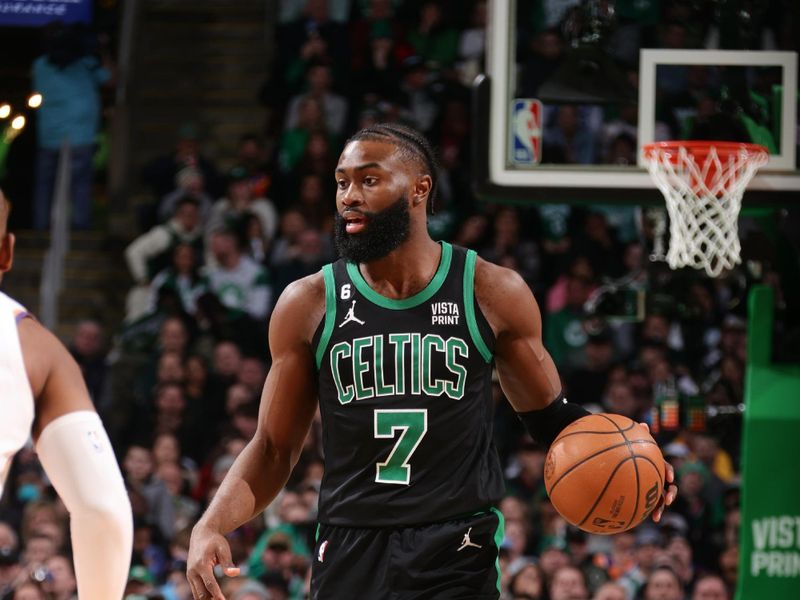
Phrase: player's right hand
[{"left": 186, "top": 525, "right": 239, "bottom": 600}]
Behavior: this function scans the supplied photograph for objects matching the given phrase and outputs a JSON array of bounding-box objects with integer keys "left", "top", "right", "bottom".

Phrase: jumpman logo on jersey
[
  {"left": 338, "top": 300, "right": 365, "bottom": 328},
  {"left": 457, "top": 527, "right": 482, "bottom": 552}
]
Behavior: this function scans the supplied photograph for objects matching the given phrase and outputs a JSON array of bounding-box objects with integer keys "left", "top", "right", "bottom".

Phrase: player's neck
[{"left": 357, "top": 235, "right": 442, "bottom": 300}]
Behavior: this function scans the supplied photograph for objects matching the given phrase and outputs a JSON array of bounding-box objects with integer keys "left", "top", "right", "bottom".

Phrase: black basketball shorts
[{"left": 310, "top": 508, "right": 505, "bottom": 600}]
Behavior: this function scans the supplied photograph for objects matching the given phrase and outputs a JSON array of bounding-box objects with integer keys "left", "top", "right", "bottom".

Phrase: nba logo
[
  {"left": 318, "top": 540, "right": 329, "bottom": 563},
  {"left": 510, "top": 99, "right": 543, "bottom": 167},
  {"left": 86, "top": 430, "right": 104, "bottom": 454}
]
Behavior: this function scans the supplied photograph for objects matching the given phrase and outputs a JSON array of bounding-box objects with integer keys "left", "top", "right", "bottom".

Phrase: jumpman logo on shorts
[
  {"left": 457, "top": 527, "right": 482, "bottom": 552},
  {"left": 339, "top": 300, "right": 365, "bottom": 327}
]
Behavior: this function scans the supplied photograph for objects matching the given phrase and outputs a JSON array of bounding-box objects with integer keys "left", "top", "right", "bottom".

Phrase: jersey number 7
[{"left": 374, "top": 409, "right": 428, "bottom": 485}]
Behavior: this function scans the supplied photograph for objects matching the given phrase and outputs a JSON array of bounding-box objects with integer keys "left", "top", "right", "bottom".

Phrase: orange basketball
[{"left": 544, "top": 413, "right": 666, "bottom": 535}]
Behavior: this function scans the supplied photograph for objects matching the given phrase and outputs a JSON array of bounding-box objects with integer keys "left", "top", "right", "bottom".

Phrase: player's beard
[{"left": 334, "top": 194, "right": 411, "bottom": 264}]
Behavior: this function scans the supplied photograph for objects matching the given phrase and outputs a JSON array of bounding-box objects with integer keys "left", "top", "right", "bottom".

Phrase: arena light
[
  {"left": 11, "top": 115, "right": 25, "bottom": 130},
  {"left": 0, "top": 104, "right": 10, "bottom": 119},
  {"left": 27, "top": 93, "right": 42, "bottom": 109}
]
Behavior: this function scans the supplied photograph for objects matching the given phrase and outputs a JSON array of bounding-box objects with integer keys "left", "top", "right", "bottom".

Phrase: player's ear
[
  {"left": 0, "top": 232, "right": 14, "bottom": 273},
  {"left": 411, "top": 174, "right": 432, "bottom": 207}
]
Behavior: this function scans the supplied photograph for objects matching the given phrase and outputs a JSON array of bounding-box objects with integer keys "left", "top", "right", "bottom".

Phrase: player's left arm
[
  {"left": 473, "top": 258, "right": 677, "bottom": 519},
  {"left": 473, "top": 258, "right": 580, "bottom": 426},
  {"left": 19, "top": 318, "right": 133, "bottom": 600}
]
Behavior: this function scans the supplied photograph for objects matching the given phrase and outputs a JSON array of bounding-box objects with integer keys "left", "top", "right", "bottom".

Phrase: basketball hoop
[{"left": 642, "top": 141, "right": 769, "bottom": 278}]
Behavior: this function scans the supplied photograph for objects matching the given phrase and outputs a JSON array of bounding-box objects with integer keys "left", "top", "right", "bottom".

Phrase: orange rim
[{"left": 642, "top": 140, "right": 769, "bottom": 163}]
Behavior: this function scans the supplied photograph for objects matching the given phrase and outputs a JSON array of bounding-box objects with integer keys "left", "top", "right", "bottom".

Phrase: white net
[{"left": 643, "top": 143, "right": 769, "bottom": 278}]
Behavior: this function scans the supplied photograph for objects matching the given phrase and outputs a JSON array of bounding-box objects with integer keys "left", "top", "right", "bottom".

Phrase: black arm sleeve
[{"left": 516, "top": 393, "right": 590, "bottom": 448}]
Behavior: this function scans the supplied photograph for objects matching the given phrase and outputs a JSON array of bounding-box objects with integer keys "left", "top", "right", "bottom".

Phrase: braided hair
[{"left": 344, "top": 123, "right": 439, "bottom": 212}]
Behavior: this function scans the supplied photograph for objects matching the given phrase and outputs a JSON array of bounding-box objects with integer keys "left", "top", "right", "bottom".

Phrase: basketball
[{"left": 544, "top": 414, "right": 666, "bottom": 535}]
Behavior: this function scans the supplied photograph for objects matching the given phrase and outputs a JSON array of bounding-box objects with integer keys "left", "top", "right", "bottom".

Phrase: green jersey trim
[
  {"left": 315, "top": 264, "right": 337, "bottom": 369},
  {"left": 345, "top": 242, "right": 453, "bottom": 310},
  {"left": 490, "top": 507, "right": 505, "bottom": 595},
  {"left": 464, "top": 250, "right": 493, "bottom": 363}
]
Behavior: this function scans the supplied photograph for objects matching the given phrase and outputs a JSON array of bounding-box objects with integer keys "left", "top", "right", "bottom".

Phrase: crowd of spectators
[{"left": 1, "top": 1, "right": 798, "bottom": 599}]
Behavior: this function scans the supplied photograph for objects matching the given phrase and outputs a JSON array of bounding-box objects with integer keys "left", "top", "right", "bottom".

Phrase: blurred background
[{"left": 0, "top": 1, "right": 799, "bottom": 599}]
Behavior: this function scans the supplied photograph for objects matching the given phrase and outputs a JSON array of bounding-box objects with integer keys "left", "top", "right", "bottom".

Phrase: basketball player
[
  {"left": 0, "top": 189, "right": 132, "bottom": 598},
  {"left": 187, "top": 124, "right": 677, "bottom": 599}
]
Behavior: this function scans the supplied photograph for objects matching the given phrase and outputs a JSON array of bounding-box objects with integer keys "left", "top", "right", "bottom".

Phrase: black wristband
[{"left": 516, "top": 393, "right": 590, "bottom": 448}]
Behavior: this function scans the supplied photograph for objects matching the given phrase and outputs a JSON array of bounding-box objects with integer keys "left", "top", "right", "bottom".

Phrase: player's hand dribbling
[
  {"left": 652, "top": 460, "right": 678, "bottom": 522},
  {"left": 639, "top": 422, "right": 679, "bottom": 523},
  {"left": 187, "top": 525, "right": 239, "bottom": 600}
]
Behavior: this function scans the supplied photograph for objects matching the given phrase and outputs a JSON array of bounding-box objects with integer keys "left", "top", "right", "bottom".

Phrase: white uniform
[
  {"left": 0, "top": 291, "right": 35, "bottom": 497},
  {"left": 0, "top": 293, "right": 133, "bottom": 600}
]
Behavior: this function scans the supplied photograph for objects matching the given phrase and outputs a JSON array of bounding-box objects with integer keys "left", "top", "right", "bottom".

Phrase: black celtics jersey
[{"left": 312, "top": 242, "right": 505, "bottom": 527}]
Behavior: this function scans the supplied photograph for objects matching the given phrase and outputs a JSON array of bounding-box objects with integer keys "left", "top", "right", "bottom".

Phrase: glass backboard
[{"left": 475, "top": 0, "right": 800, "bottom": 205}]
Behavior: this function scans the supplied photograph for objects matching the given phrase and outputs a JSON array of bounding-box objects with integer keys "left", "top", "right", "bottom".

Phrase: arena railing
[{"left": 39, "top": 141, "right": 71, "bottom": 329}]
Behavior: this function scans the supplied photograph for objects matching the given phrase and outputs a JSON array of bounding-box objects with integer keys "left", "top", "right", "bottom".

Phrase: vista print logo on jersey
[{"left": 431, "top": 301, "right": 460, "bottom": 325}]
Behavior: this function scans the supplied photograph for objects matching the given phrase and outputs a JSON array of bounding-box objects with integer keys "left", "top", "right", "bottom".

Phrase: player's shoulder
[
  {"left": 473, "top": 254, "right": 531, "bottom": 298},
  {"left": 279, "top": 270, "right": 326, "bottom": 305},
  {"left": 270, "top": 269, "right": 327, "bottom": 342},
  {"left": 472, "top": 255, "right": 539, "bottom": 335},
  {"left": 16, "top": 316, "right": 60, "bottom": 355}
]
